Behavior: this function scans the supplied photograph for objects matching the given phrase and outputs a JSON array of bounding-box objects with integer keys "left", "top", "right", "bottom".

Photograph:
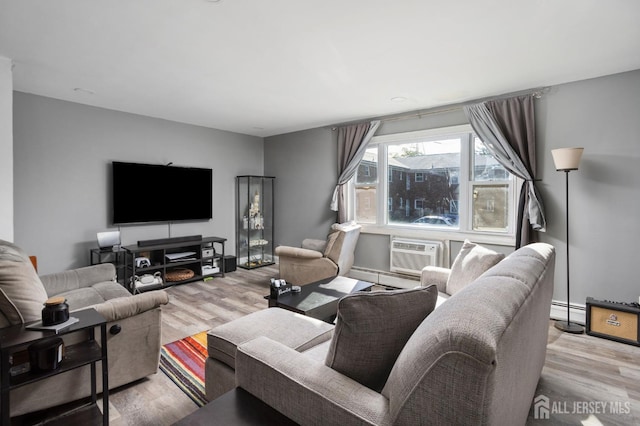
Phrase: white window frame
[{"left": 347, "top": 124, "right": 519, "bottom": 245}]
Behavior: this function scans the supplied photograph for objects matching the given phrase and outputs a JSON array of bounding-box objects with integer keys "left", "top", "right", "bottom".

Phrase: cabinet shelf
[
  {"left": 1, "top": 308, "right": 108, "bottom": 426},
  {"left": 236, "top": 176, "right": 275, "bottom": 270},
  {"left": 9, "top": 340, "right": 101, "bottom": 389},
  {"left": 123, "top": 236, "right": 227, "bottom": 293}
]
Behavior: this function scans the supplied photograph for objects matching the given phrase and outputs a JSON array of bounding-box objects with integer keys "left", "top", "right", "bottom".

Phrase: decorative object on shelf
[
  {"left": 166, "top": 268, "right": 196, "bottom": 282},
  {"left": 28, "top": 337, "right": 64, "bottom": 372},
  {"left": 97, "top": 230, "right": 121, "bottom": 251},
  {"left": 132, "top": 272, "right": 163, "bottom": 292},
  {"left": 135, "top": 257, "right": 151, "bottom": 268},
  {"left": 41, "top": 297, "right": 70, "bottom": 326},
  {"left": 249, "top": 239, "right": 269, "bottom": 247},
  {"left": 236, "top": 176, "right": 275, "bottom": 269},
  {"left": 551, "top": 147, "right": 584, "bottom": 334}
]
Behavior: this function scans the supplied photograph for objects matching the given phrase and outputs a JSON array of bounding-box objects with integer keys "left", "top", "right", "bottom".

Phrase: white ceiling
[{"left": 1, "top": 0, "right": 639, "bottom": 138}]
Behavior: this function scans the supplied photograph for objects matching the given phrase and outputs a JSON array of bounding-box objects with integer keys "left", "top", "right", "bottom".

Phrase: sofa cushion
[
  {"left": 446, "top": 240, "right": 505, "bottom": 296},
  {"left": 55, "top": 282, "right": 130, "bottom": 312},
  {"left": 207, "top": 308, "right": 334, "bottom": 369},
  {"left": 325, "top": 285, "right": 438, "bottom": 392},
  {"left": 0, "top": 240, "right": 49, "bottom": 325},
  {"left": 39, "top": 264, "right": 116, "bottom": 297}
]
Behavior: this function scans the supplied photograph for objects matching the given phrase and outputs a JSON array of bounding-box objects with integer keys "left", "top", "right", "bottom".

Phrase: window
[
  {"left": 350, "top": 125, "right": 515, "bottom": 235},
  {"left": 471, "top": 137, "right": 511, "bottom": 232},
  {"left": 354, "top": 147, "right": 378, "bottom": 224}
]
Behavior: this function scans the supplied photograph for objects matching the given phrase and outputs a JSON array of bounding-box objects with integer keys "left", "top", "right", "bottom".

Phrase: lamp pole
[{"left": 555, "top": 169, "right": 584, "bottom": 333}]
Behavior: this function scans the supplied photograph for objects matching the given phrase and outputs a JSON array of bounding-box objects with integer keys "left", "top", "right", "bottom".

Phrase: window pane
[
  {"left": 355, "top": 187, "right": 376, "bottom": 223},
  {"left": 472, "top": 184, "right": 509, "bottom": 232},
  {"left": 474, "top": 138, "right": 510, "bottom": 181},
  {"left": 356, "top": 148, "right": 378, "bottom": 185},
  {"left": 355, "top": 148, "right": 378, "bottom": 224},
  {"left": 387, "top": 139, "right": 460, "bottom": 226}
]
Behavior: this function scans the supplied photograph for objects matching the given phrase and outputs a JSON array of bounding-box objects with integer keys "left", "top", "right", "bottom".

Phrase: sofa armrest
[
  {"left": 40, "top": 263, "right": 117, "bottom": 296},
  {"left": 236, "top": 336, "right": 390, "bottom": 426},
  {"left": 91, "top": 290, "right": 169, "bottom": 322},
  {"left": 275, "top": 246, "right": 324, "bottom": 259},
  {"left": 420, "top": 265, "right": 450, "bottom": 294},
  {"left": 301, "top": 238, "right": 327, "bottom": 253}
]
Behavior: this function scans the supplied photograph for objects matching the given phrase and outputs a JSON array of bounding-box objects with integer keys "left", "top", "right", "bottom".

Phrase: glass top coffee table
[{"left": 272, "top": 276, "right": 374, "bottom": 322}]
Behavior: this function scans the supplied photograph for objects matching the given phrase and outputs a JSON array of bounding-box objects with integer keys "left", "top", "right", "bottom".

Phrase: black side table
[
  {"left": 0, "top": 308, "right": 109, "bottom": 426},
  {"left": 90, "top": 247, "right": 126, "bottom": 284}
]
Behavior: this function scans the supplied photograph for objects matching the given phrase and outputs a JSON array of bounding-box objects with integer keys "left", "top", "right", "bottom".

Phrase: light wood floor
[{"left": 104, "top": 265, "right": 640, "bottom": 425}]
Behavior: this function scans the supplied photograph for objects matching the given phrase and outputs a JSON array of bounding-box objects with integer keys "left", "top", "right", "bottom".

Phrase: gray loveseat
[
  {"left": 226, "top": 242, "right": 555, "bottom": 425},
  {"left": 0, "top": 239, "right": 169, "bottom": 417}
]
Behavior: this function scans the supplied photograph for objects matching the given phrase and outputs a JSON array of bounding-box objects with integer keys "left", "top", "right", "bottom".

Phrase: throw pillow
[
  {"left": 446, "top": 240, "right": 505, "bottom": 296},
  {"left": 325, "top": 285, "right": 438, "bottom": 392},
  {"left": 0, "top": 239, "right": 49, "bottom": 325}
]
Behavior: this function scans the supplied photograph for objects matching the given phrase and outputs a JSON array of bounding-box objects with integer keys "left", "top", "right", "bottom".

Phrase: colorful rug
[{"left": 159, "top": 331, "right": 208, "bottom": 407}]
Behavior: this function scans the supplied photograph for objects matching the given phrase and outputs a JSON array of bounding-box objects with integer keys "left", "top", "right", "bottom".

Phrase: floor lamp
[{"left": 551, "top": 147, "right": 585, "bottom": 334}]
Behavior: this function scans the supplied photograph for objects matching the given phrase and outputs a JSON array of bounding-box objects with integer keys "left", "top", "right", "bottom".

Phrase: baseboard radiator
[{"left": 390, "top": 237, "right": 443, "bottom": 276}]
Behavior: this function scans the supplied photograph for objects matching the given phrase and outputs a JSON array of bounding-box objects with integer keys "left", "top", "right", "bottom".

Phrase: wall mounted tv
[{"left": 112, "top": 161, "right": 212, "bottom": 225}]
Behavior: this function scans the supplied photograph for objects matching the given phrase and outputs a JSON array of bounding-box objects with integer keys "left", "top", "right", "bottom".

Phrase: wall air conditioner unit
[{"left": 390, "top": 237, "right": 442, "bottom": 276}]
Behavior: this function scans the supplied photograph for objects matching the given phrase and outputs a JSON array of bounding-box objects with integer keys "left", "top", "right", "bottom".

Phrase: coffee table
[{"left": 272, "top": 276, "right": 374, "bottom": 322}]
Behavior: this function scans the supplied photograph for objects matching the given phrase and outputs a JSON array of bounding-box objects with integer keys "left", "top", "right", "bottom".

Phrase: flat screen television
[{"left": 112, "top": 161, "right": 212, "bottom": 224}]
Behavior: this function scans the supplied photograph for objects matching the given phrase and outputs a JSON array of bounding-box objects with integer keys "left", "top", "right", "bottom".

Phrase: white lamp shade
[{"left": 551, "top": 147, "right": 584, "bottom": 171}]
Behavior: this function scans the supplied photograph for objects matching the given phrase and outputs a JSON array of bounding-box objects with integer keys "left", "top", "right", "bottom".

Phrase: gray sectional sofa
[{"left": 206, "top": 242, "right": 556, "bottom": 425}]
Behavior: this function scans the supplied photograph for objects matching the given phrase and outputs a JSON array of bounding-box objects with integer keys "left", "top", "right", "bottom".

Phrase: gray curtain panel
[
  {"left": 463, "top": 95, "right": 546, "bottom": 248},
  {"left": 331, "top": 120, "right": 380, "bottom": 223}
]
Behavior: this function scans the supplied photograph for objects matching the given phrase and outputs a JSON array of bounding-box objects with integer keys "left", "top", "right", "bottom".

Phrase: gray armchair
[
  {"left": 275, "top": 222, "right": 361, "bottom": 285},
  {"left": 0, "top": 239, "right": 169, "bottom": 417}
]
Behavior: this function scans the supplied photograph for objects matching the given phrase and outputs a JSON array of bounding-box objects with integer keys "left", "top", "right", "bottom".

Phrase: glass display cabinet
[{"left": 236, "top": 176, "right": 275, "bottom": 269}]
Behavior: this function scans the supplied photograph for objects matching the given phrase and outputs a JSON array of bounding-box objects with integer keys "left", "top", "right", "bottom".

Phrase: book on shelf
[{"left": 26, "top": 317, "right": 80, "bottom": 334}]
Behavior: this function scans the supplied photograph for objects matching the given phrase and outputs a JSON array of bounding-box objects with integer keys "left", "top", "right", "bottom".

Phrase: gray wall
[
  {"left": 264, "top": 127, "right": 338, "bottom": 247},
  {"left": 11, "top": 69, "right": 640, "bottom": 305},
  {"left": 536, "top": 69, "right": 640, "bottom": 305},
  {"left": 265, "top": 69, "right": 640, "bottom": 306},
  {"left": 13, "top": 92, "right": 264, "bottom": 274}
]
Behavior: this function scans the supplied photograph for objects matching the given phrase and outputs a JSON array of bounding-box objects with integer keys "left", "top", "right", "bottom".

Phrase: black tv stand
[{"left": 122, "top": 236, "right": 226, "bottom": 293}]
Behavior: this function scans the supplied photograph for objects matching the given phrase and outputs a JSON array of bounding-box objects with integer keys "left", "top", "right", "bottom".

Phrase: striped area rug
[{"left": 159, "top": 331, "right": 208, "bottom": 407}]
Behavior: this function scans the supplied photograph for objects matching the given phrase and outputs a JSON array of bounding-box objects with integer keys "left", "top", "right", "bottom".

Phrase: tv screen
[{"left": 112, "top": 161, "right": 212, "bottom": 224}]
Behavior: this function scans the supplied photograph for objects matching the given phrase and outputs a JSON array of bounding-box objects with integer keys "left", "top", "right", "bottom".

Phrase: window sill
[{"left": 359, "top": 223, "right": 516, "bottom": 247}]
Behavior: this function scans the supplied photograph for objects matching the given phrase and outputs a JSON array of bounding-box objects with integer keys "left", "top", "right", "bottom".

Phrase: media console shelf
[{"left": 122, "top": 236, "right": 226, "bottom": 293}]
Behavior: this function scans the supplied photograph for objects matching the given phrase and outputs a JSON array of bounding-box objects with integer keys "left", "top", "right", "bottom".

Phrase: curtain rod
[{"left": 331, "top": 86, "right": 550, "bottom": 130}]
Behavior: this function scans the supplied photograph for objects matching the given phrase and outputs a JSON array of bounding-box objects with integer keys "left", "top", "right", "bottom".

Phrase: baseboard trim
[
  {"left": 349, "top": 267, "right": 420, "bottom": 289},
  {"left": 550, "top": 300, "right": 586, "bottom": 325}
]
